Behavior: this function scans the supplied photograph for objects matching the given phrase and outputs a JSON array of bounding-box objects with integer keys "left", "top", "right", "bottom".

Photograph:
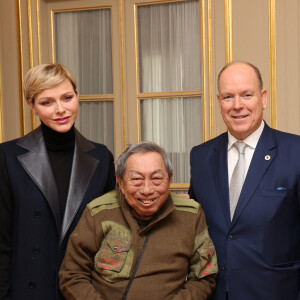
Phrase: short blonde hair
[{"left": 24, "top": 63, "right": 77, "bottom": 103}]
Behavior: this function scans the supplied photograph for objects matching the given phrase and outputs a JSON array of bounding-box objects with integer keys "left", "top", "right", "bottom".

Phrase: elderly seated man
[{"left": 59, "top": 142, "right": 218, "bottom": 300}]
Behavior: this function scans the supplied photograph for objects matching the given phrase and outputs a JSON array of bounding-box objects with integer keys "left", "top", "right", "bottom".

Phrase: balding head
[{"left": 217, "top": 61, "right": 263, "bottom": 93}]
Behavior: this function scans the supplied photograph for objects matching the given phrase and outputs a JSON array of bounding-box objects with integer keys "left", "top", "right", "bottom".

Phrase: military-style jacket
[{"left": 60, "top": 190, "right": 218, "bottom": 300}]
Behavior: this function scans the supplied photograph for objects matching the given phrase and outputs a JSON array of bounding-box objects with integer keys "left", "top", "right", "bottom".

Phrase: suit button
[
  {"left": 34, "top": 210, "right": 41, "bottom": 218},
  {"left": 222, "top": 266, "right": 227, "bottom": 271},
  {"left": 32, "top": 247, "right": 40, "bottom": 254},
  {"left": 228, "top": 234, "right": 233, "bottom": 241},
  {"left": 28, "top": 281, "right": 36, "bottom": 288}
]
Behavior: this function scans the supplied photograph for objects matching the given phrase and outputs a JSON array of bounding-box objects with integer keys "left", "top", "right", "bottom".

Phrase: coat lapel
[
  {"left": 17, "top": 127, "right": 61, "bottom": 232},
  {"left": 231, "top": 124, "right": 277, "bottom": 225},
  {"left": 60, "top": 130, "right": 99, "bottom": 245},
  {"left": 211, "top": 133, "right": 232, "bottom": 227}
]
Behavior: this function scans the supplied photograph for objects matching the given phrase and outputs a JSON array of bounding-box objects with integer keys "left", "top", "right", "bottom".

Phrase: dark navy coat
[
  {"left": 0, "top": 126, "right": 115, "bottom": 299},
  {"left": 189, "top": 123, "right": 300, "bottom": 300}
]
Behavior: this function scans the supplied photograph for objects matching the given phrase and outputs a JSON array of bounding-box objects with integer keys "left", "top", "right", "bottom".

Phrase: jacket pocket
[
  {"left": 271, "top": 261, "right": 300, "bottom": 268},
  {"left": 260, "top": 188, "right": 288, "bottom": 197},
  {"left": 94, "top": 222, "right": 133, "bottom": 282}
]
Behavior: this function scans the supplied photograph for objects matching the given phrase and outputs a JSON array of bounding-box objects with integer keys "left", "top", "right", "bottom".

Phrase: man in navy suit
[{"left": 189, "top": 61, "right": 300, "bottom": 300}]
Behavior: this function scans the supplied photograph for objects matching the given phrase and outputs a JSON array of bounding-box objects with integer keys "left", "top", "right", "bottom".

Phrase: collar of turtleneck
[{"left": 41, "top": 122, "right": 75, "bottom": 152}]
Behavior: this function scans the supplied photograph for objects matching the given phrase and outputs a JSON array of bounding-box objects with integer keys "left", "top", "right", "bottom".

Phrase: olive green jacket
[{"left": 59, "top": 190, "right": 218, "bottom": 300}]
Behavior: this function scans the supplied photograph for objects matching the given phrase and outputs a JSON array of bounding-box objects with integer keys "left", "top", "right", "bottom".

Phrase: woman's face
[{"left": 27, "top": 79, "right": 79, "bottom": 133}]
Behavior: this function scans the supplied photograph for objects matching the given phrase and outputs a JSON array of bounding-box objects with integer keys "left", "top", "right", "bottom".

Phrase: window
[{"left": 54, "top": 7, "right": 115, "bottom": 153}]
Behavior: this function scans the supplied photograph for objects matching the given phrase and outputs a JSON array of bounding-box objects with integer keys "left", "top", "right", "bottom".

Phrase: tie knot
[{"left": 234, "top": 141, "right": 247, "bottom": 154}]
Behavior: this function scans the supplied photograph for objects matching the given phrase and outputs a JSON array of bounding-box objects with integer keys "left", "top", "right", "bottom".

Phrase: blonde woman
[{"left": 0, "top": 64, "right": 115, "bottom": 300}]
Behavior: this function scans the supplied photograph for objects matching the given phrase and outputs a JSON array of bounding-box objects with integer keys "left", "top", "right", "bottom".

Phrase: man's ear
[
  {"left": 169, "top": 174, "right": 173, "bottom": 184},
  {"left": 261, "top": 89, "right": 268, "bottom": 110},
  {"left": 217, "top": 94, "right": 222, "bottom": 112},
  {"left": 116, "top": 176, "right": 125, "bottom": 194}
]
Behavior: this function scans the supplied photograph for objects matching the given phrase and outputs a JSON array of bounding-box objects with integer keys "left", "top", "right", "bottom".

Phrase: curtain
[
  {"left": 55, "top": 9, "right": 114, "bottom": 152},
  {"left": 77, "top": 101, "right": 114, "bottom": 152},
  {"left": 138, "top": 0, "right": 201, "bottom": 183},
  {"left": 141, "top": 97, "right": 201, "bottom": 183}
]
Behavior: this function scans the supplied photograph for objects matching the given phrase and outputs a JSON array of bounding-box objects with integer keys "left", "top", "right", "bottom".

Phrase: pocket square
[{"left": 276, "top": 187, "right": 286, "bottom": 190}]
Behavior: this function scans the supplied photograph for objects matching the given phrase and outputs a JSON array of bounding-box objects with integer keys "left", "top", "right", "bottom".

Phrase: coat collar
[
  {"left": 231, "top": 123, "right": 276, "bottom": 225},
  {"left": 211, "top": 123, "right": 277, "bottom": 228},
  {"left": 17, "top": 127, "right": 62, "bottom": 231},
  {"left": 211, "top": 132, "right": 231, "bottom": 227},
  {"left": 17, "top": 126, "right": 99, "bottom": 245},
  {"left": 60, "top": 129, "right": 98, "bottom": 245}
]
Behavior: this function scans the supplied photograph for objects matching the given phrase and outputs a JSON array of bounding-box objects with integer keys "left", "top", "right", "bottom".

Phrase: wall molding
[
  {"left": 269, "top": 0, "right": 277, "bottom": 128},
  {"left": 224, "top": 0, "right": 233, "bottom": 63},
  {"left": 15, "top": 0, "right": 25, "bottom": 136},
  {"left": 0, "top": 63, "right": 3, "bottom": 142},
  {"left": 208, "top": 0, "right": 213, "bottom": 139},
  {"left": 201, "top": 0, "right": 207, "bottom": 142}
]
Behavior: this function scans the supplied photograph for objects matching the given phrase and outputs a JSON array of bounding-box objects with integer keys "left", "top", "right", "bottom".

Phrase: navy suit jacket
[{"left": 189, "top": 123, "right": 300, "bottom": 300}]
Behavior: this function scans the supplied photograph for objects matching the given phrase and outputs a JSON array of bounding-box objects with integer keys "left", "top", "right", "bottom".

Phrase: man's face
[
  {"left": 117, "top": 152, "right": 172, "bottom": 220},
  {"left": 217, "top": 63, "right": 267, "bottom": 140}
]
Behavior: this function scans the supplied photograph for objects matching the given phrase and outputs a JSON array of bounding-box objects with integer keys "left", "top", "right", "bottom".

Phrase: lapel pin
[{"left": 265, "top": 155, "right": 271, "bottom": 160}]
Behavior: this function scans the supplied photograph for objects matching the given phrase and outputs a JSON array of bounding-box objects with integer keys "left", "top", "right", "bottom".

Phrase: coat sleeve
[
  {"left": 0, "top": 146, "right": 13, "bottom": 300},
  {"left": 59, "top": 207, "right": 104, "bottom": 300},
  {"left": 172, "top": 206, "right": 218, "bottom": 300},
  {"left": 188, "top": 147, "right": 196, "bottom": 201},
  {"left": 103, "top": 150, "right": 116, "bottom": 194}
]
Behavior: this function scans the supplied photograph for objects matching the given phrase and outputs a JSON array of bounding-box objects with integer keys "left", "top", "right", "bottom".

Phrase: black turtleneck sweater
[{"left": 41, "top": 122, "right": 75, "bottom": 217}]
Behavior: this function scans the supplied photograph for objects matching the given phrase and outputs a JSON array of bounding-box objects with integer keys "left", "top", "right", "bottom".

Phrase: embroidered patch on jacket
[
  {"left": 94, "top": 221, "right": 133, "bottom": 282},
  {"left": 188, "top": 228, "right": 218, "bottom": 279}
]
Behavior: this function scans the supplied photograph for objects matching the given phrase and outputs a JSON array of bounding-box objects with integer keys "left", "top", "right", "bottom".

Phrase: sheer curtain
[
  {"left": 138, "top": 0, "right": 202, "bottom": 183},
  {"left": 55, "top": 9, "right": 114, "bottom": 153},
  {"left": 141, "top": 97, "right": 201, "bottom": 183}
]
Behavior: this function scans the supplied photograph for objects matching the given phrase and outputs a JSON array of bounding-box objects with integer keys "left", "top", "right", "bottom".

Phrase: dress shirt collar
[{"left": 227, "top": 120, "right": 265, "bottom": 150}]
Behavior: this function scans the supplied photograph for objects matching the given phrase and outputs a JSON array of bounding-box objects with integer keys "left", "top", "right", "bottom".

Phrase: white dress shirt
[{"left": 227, "top": 121, "right": 265, "bottom": 186}]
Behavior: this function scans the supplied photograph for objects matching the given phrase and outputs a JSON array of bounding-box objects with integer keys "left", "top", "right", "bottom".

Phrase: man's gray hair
[{"left": 116, "top": 141, "right": 173, "bottom": 179}]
